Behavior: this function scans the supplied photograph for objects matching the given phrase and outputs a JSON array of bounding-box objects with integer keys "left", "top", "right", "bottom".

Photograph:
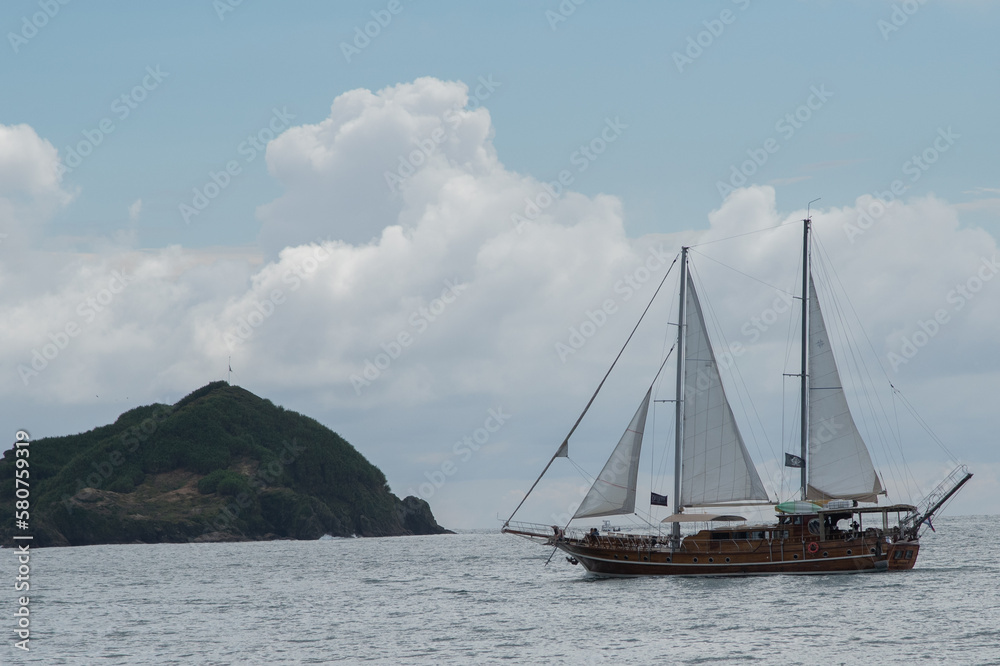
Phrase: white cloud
[
  {"left": 128, "top": 198, "right": 142, "bottom": 222},
  {"left": 0, "top": 122, "right": 75, "bottom": 250},
  {"left": 257, "top": 76, "right": 500, "bottom": 253},
  {"left": 3, "top": 78, "right": 999, "bottom": 526}
]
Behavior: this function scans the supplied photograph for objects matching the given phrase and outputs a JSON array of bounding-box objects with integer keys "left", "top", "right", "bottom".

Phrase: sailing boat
[{"left": 503, "top": 217, "right": 972, "bottom": 575}]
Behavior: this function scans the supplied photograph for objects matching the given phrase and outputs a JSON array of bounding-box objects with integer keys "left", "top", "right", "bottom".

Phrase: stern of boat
[{"left": 887, "top": 540, "right": 920, "bottom": 570}]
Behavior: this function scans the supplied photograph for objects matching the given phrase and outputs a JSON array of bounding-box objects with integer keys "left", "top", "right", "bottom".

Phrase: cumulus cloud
[
  {"left": 257, "top": 76, "right": 500, "bottom": 252},
  {"left": 3, "top": 78, "right": 999, "bottom": 526},
  {"left": 0, "top": 122, "right": 75, "bottom": 249}
]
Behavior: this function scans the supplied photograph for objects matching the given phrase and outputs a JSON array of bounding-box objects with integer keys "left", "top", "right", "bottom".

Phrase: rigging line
[
  {"left": 811, "top": 255, "right": 891, "bottom": 481},
  {"left": 814, "top": 233, "right": 923, "bottom": 465},
  {"left": 891, "top": 388, "right": 919, "bottom": 499},
  {"left": 783, "top": 246, "right": 803, "bottom": 372},
  {"left": 688, "top": 218, "right": 802, "bottom": 248},
  {"left": 689, "top": 248, "right": 795, "bottom": 296},
  {"left": 652, "top": 273, "right": 680, "bottom": 498},
  {"left": 561, "top": 353, "right": 675, "bottom": 532},
  {"left": 504, "top": 256, "right": 679, "bottom": 525},
  {"left": 814, "top": 254, "right": 904, "bottom": 496},
  {"left": 781, "top": 376, "right": 787, "bottom": 501},
  {"left": 895, "top": 390, "right": 960, "bottom": 462},
  {"left": 813, "top": 236, "right": 957, "bottom": 469},
  {"left": 812, "top": 240, "right": 917, "bottom": 496}
]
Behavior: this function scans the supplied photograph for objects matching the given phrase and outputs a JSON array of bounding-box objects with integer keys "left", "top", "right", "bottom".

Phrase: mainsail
[
  {"left": 573, "top": 389, "right": 651, "bottom": 519},
  {"left": 806, "top": 277, "right": 883, "bottom": 501},
  {"left": 680, "top": 277, "right": 768, "bottom": 506}
]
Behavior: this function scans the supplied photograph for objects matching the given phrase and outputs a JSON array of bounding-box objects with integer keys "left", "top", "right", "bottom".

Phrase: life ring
[{"left": 807, "top": 542, "right": 819, "bottom": 554}]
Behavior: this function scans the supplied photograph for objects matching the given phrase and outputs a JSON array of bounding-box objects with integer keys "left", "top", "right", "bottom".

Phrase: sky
[{"left": 2, "top": 1, "right": 998, "bottom": 529}]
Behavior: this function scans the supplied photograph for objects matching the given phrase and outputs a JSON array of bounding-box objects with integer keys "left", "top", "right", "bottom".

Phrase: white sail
[
  {"left": 807, "top": 278, "right": 883, "bottom": 501},
  {"left": 573, "top": 389, "right": 651, "bottom": 519},
  {"left": 680, "top": 278, "right": 769, "bottom": 506}
]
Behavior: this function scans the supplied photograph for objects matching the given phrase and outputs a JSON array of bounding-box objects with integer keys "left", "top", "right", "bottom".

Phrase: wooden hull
[{"left": 555, "top": 535, "right": 920, "bottom": 577}]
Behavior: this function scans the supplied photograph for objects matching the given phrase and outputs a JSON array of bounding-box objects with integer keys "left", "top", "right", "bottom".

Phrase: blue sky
[
  {"left": 6, "top": 1, "right": 997, "bottom": 247},
  {"left": 2, "top": 1, "right": 998, "bottom": 527}
]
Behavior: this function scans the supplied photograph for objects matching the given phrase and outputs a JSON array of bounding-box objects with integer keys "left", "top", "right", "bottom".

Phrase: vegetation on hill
[{"left": 0, "top": 382, "right": 448, "bottom": 546}]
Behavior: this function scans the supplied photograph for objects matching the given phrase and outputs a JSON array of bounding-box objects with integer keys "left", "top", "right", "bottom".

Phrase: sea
[{"left": 3, "top": 515, "right": 997, "bottom": 665}]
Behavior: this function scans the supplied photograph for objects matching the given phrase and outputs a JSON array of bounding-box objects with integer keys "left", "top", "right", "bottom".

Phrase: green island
[{"left": 1, "top": 382, "right": 449, "bottom": 547}]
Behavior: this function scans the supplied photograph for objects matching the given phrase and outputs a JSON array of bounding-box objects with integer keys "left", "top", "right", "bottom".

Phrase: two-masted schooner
[{"left": 503, "top": 216, "right": 972, "bottom": 575}]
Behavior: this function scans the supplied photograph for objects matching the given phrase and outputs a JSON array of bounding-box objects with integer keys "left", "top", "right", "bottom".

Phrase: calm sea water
[{"left": 3, "top": 515, "right": 998, "bottom": 665}]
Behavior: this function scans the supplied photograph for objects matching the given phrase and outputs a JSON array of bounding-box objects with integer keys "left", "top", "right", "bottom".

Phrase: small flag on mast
[
  {"left": 650, "top": 492, "right": 669, "bottom": 507},
  {"left": 784, "top": 453, "right": 805, "bottom": 468}
]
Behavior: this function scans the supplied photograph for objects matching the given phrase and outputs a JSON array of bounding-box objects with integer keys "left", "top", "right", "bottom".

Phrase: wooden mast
[
  {"left": 799, "top": 199, "right": 819, "bottom": 500},
  {"left": 672, "top": 247, "right": 688, "bottom": 540},
  {"left": 800, "top": 217, "right": 810, "bottom": 500}
]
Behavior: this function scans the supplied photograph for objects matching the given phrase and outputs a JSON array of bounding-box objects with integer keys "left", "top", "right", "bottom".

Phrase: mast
[
  {"left": 799, "top": 215, "right": 811, "bottom": 500},
  {"left": 673, "top": 247, "right": 688, "bottom": 539}
]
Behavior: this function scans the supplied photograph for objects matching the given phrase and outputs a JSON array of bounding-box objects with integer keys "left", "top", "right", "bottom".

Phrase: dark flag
[
  {"left": 650, "top": 492, "right": 669, "bottom": 507},
  {"left": 784, "top": 453, "right": 804, "bottom": 468}
]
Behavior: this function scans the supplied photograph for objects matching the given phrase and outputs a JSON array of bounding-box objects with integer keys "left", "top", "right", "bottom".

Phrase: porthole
[
  {"left": 624, "top": 555, "right": 629, "bottom": 560},
  {"left": 613, "top": 554, "right": 619, "bottom": 559},
  {"left": 847, "top": 549, "right": 852, "bottom": 555},
  {"left": 708, "top": 557, "right": 714, "bottom": 563},
  {"left": 870, "top": 547, "right": 876, "bottom": 554},
  {"left": 692, "top": 557, "right": 698, "bottom": 563},
  {"left": 822, "top": 552, "right": 829, "bottom": 558},
  {"left": 725, "top": 557, "right": 731, "bottom": 563},
  {"left": 793, "top": 554, "right": 799, "bottom": 559},
  {"left": 666, "top": 556, "right": 671, "bottom": 563}
]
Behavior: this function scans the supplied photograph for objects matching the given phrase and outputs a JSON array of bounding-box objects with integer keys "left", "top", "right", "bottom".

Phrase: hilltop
[{"left": 0, "top": 382, "right": 448, "bottom": 547}]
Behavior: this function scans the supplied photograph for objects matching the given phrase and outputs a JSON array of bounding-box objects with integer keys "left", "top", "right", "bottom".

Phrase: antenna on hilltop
[{"left": 228, "top": 356, "right": 232, "bottom": 385}]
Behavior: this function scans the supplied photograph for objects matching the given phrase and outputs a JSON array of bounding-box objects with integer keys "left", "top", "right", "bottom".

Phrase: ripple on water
[{"left": 4, "top": 519, "right": 997, "bottom": 664}]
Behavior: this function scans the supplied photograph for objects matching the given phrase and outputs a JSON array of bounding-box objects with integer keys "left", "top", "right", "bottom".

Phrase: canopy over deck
[
  {"left": 817, "top": 503, "right": 916, "bottom": 515},
  {"left": 661, "top": 513, "right": 747, "bottom": 523}
]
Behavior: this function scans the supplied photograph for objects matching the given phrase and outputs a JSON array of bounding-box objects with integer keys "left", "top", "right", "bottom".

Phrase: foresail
[
  {"left": 573, "top": 389, "right": 651, "bottom": 519},
  {"left": 807, "top": 277, "right": 883, "bottom": 502},
  {"left": 680, "top": 278, "right": 768, "bottom": 506}
]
